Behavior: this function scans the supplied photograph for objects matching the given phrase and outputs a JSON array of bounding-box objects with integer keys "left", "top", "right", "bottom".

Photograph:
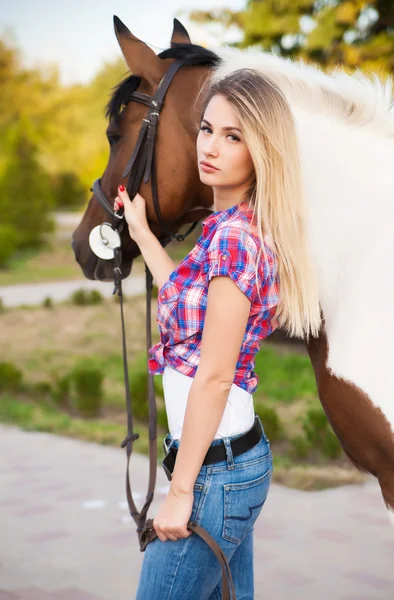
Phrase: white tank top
[{"left": 162, "top": 365, "right": 255, "bottom": 440}]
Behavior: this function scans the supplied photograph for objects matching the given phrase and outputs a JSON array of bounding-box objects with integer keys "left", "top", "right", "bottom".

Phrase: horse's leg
[{"left": 306, "top": 324, "right": 394, "bottom": 521}]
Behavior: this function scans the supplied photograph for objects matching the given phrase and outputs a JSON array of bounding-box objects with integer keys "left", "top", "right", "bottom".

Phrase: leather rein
[{"left": 89, "top": 59, "right": 236, "bottom": 599}]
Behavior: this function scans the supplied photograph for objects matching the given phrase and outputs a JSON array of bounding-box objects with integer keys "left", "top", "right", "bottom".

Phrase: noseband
[{"left": 88, "top": 60, "right": 236, "bottom": 598}]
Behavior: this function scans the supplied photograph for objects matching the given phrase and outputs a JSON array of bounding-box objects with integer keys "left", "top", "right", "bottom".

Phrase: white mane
[
  {"left": 212, "top": 45, "right": 394, "bottom": 434},
  {"left": 212, "top": 46, "right": 394, "bottom": 136}
]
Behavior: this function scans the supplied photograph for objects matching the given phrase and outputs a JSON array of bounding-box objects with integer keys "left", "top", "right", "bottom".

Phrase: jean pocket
[{"left": 222, "top": 467, "right": 271, "bottom": 544}]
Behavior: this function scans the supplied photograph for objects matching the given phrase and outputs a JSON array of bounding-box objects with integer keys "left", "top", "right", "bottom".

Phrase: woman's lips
[{"left": 200, "top": 162, "right": 219, "bottom": 173}]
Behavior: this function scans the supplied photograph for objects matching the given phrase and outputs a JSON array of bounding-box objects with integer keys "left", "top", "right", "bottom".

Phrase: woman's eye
[
  {"left": 107, "top": 133, "right": 121, "bottom": 147},
  {"left": 228, "top": 134, "right": 240, "bottom": 141},
  {"left": 199, "top": 125, "right": 211, "bottom": 133}
]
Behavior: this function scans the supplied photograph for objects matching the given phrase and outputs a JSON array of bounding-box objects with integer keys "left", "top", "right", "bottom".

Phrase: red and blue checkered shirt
[{"left": 148, "top": 200, "right": 280, "bottom": 393}]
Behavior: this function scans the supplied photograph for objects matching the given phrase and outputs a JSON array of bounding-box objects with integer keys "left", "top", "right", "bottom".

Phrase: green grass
[
  {"left": 0, "top": 394, "right": 166, "bottom": 460},
  {"left": 254, "top": 345, "right": 318, "bottom": 405}
]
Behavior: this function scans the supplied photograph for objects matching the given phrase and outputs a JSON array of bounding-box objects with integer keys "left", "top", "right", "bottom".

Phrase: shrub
[
  {"left": 290, "top": 435, "right": 311, "bottom": 459},
  {"left": 0, "top": 362, "right": 23, "bottom": 392},
  {"left": 52, "top": 374, "right": 72, "bottom": 409},
  {"left": 0, "top": 225, "right": 19, "bottom": 267},
  {"left": 70, "top": 288, "right": 103, "bottom": 305},
  {"left": 0, "top": 298, "right": 5, "bottom": 313},
  {"left": 157, "top": 407, "right": 168, "bottom": 430},
  {"left": 88, "top": 290, "right": 103, "bottom": 305},
  {"left": 254, "top": 403, "right": 283, "bottom": 442},
  {"left": 128, "top": 353, "right": 164, "bottom": 423},
  {"left": 302, "top": 405, "right": 342, "bottom": 460},
  {"left": 43, "top": 296, "right": 53, "bottom": 309},
  {"left": 70, "top": 364, "right": 104, "bottom": 418}
]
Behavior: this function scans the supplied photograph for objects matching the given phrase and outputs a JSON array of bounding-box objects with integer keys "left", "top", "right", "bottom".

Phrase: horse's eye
[{"left": 107, "top": 133, "right": 121, "bottom": 147}]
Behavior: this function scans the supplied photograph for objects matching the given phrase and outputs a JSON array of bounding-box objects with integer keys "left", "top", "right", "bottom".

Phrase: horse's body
[{"left": 72, "top": 17, "right": 394, "bottom": 524}]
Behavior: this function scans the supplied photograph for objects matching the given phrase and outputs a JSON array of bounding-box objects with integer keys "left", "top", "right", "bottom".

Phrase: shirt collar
[{"left": 201, "top": 200, "right": 255, "bottom": 232}]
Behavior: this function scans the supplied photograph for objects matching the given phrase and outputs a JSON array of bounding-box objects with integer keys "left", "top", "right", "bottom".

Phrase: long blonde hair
[{"left": 195, "top": 68, "right": 322, "bottom": 340}]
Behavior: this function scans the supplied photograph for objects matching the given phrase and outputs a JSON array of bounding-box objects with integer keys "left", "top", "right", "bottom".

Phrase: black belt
[{"left": 162, "top": 416, "right": 263, "bottom": 481}]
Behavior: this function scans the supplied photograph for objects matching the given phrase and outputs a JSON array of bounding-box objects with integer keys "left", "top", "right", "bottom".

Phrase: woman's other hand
[
  {"left": 114, "top": 185, "right": 150, "bottom": 244},
  {"left": 153, "top": 488, "right": 194, "bottom": 542}
]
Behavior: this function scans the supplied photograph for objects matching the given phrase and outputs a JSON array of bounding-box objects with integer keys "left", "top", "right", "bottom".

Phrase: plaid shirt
[{"left": 148, "top": 200, "right": 280, "bottom": 393}]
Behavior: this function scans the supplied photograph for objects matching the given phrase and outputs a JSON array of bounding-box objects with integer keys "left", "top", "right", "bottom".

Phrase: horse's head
[{"left": 71, "top": 16, "right": 220, "bottom": 281}]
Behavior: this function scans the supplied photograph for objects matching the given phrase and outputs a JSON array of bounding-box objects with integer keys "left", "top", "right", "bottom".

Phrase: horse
[{"left": 71, "top": 16, "right": 394, "bottom": 526}]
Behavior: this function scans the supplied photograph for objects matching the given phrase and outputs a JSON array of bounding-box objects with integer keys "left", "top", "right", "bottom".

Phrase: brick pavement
[{"left": 0, "top": 424, "right": 392, "bottom": 599}]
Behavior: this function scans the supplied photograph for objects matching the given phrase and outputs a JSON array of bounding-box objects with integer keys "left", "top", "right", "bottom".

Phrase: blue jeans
[{"left": 135, "top": 415, "right": 273, "bottom": 600}]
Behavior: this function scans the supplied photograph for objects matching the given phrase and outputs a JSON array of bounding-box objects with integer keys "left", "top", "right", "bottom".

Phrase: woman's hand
[
  {"left": 153, "top": 488, "right": 194, "bottom": 542},
  {"left": 114, "top": 185, "right": 150, "bottom": 244}
]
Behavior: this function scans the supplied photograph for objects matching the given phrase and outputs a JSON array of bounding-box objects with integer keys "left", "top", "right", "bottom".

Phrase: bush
[
  {"left": 53, "top": 172, "right": 86, "bottom": 211},
  {"left": 302, "top": 406, "right": 342, "bottom": 460},
  {"left": 0, "top": 225, "right": 19, "bottom": 267},
  {"left": 70, "top": 288, "right": 104, "bottom": 305},
  {"left": 157, "top": 407, "right": 168, "bottom": 430},
  {"left": 128, "top": 353, "right": 164, "bottom": 423},
  {"left": 70, "top": 364, "right": 103, "bottom": 418},
  {"left": 43, "top": 296, "right": 53, "bottom": 309},
  {"left": 254, "top": 403, "right": 283, "bottom": 442},
  {"left": 0, "top": 362, "right": 23, "bottom": 392},
  {"left": 290, "top": 435, "right": 311, "bottom": 459},
  {"left": 52, "top": 374, "right": 72, "bottom": 409},
  {"left": 0, "top": 298, "right": 5, "bottom": 313}
]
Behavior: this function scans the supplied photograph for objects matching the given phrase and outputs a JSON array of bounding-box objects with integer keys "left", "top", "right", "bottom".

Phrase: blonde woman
[{"left": 114, "top": 68, "right": 321, "bottom": 599}]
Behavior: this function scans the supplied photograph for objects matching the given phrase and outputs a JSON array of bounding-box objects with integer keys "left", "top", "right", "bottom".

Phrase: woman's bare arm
[
  {"left": 170, "top": 275, "right": 251, "bottom": 496},
  {"left": 137, "top": 229, "right": 176, "bottom": 290}
]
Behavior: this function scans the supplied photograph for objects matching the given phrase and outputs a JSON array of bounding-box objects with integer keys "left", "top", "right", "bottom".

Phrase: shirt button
[{"left": 220, "top": 253, "right": 229, "bottom": 260}]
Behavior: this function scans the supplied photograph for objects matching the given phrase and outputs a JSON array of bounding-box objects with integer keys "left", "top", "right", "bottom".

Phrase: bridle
[
  {"left": 91, "top": 59, "right": 199, "bottom": 247},
  {"left": 89, "top": 59, "right": 236, "bottom": 599}
]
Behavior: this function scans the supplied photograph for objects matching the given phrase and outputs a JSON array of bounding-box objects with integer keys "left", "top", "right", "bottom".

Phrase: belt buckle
[{"left": 162, "top": 437, "right": 174, "bottom": 481}]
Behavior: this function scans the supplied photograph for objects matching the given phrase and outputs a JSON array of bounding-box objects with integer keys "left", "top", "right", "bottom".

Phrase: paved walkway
[
  {"left": 0, "top": 425, "right": 393, "bottom": 600},
  {"left": 0, "top": 277, "right": 146, "bottom": 308}
]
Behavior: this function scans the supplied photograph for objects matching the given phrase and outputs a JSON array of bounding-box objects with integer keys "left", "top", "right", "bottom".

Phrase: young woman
[{"left": 114, "top": 68, "right": 321, "bottom": 599}]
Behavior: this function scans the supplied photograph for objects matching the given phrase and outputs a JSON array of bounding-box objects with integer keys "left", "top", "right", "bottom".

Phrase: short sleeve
[{"left": 202, "top": 225, "right": 258, "bottom": 302}]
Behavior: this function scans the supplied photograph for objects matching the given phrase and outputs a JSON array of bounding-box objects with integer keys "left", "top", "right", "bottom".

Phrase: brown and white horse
[{"left": 72, "top": 16, "right": 394, "bottom": 525}]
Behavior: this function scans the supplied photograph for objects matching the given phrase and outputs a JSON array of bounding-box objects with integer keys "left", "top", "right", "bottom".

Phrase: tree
[
  {"left": 0, "top": 117, "right": 54, "bottom": 249},
  {"left": 188, "top": 1, "right": 394, "bottom": 74}
]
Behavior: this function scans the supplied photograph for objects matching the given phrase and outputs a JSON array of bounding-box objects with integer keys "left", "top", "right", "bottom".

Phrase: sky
[{"left": 1, "top": 0, "right": 246, "bottom": 86}]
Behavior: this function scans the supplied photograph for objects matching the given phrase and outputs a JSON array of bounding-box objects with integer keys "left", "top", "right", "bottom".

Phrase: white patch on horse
[
  {"left": 212, "top": 46, "right": 394, "bottom": 437},
  {"left": 388, "top": 508, "right": 394, "bottom": 528}
]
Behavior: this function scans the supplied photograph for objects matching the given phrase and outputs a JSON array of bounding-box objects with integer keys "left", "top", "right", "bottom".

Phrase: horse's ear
[
  {"left": 113, "top": 15, "right": 162, "bottom": 84},
  {"left": 171, "top": 18, "right": 192, "bottom": 46}
]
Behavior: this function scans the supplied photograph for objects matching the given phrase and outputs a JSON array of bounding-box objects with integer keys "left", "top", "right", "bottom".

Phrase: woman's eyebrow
[{"left": 201, "top": 118, "right": 242, "bottom": 133}]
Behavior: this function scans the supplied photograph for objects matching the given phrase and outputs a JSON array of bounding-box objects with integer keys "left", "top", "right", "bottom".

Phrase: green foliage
[
  {"left": 254, "top": 403, "right": 283, "bottom": 442},
  {"left": 254, "top": 346, "right": 317, "bottom": 404},
  {"left": 70, "top": 288, "right": 104, "bottom": 305},
  {"left": 51, "top": 374, "right": 72, "bottom": 409},
  {"left": 43, "top": 296, "right": 53, "bottom": 309},
  {"left": 302, "top": 405, "right": 342, "bottom": 459},
  {"left": 53, "top": 171, "right": 86, "bottom": 210},
  {"left": 0, "top": 225, "right": 19, "bottom": 267},
  {"left": 70, "top": 364, "right": 104, "bottom": 418},
  {"left": 0, "top": 362, "right": 23, "bottom": 392},
  {"left": 0, "top": 119, "right": 54, "bottom": 250},
  {"left": 290, "top": 434, "right": 312, "bottom": 459},
  {"left": 189, "top": 1, "right": 394, "bottom": 75}
]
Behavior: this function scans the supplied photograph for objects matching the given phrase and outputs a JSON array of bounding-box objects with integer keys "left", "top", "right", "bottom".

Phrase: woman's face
[{"left": 196, "top": 94, "right": 255, "bottom": 193}]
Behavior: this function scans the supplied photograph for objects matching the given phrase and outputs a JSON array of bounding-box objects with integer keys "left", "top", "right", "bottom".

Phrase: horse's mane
[
  {"left": 211, "top": 46, "right": 394, "bottom": 137},
  {"left": 105, "top": 43, "right": 221, "bottom": 123}
]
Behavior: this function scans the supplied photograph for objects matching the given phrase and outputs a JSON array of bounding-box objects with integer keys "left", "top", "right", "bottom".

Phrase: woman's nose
[{"left": 203, "top": 138, "right": 219, "bottom": 156}]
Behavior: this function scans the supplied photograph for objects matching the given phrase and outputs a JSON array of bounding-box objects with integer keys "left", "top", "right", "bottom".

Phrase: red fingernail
[{"left": 119, "top": 184, "right": 125, "bottom": 192}]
